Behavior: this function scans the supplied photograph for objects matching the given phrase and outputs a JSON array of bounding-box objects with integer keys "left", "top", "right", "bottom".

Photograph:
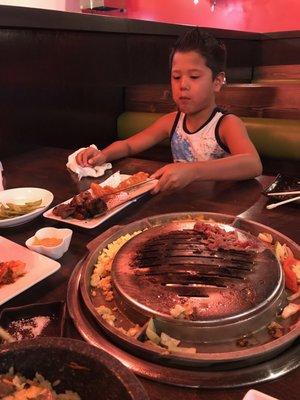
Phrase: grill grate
[
  {"left": 133, "top": 231, "right": 255, "bottom": 295},
  {"left": 112, "top": 223, "right": 281, "bottom": 323}
]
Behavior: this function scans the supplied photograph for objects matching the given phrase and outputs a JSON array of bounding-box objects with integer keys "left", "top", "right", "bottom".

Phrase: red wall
[{"left": 118, "top": 0, "right": 300, "bottom": 33}]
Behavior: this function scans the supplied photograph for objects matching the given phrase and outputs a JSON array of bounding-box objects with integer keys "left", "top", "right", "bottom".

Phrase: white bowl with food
[
  {"left": 0, "top": 187, "right": 53, "bottom": 228},
  {"left": 26, "top": 227, "right": 73, "bottom": 260}
]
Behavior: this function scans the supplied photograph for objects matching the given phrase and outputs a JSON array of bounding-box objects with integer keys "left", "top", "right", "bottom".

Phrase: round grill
[{"left": 112, "top": 221, "right": 283, "bottom": 341}]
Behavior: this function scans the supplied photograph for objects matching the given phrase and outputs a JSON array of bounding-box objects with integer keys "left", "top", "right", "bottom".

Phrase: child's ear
[{"left": 213, "top": 72, "right": 226, "bottom": 92}]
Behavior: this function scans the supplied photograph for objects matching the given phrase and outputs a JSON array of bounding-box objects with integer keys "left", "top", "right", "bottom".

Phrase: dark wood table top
[{"left": 1, "top": 147, "right": 299, "bottom": 400}]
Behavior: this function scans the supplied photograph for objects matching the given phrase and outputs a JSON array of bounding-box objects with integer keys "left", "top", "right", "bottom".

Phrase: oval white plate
[
  {"left": 0, "top": 187, "right": 54, "bottom": 228},
  {"left": 43, "top": 173, "right": 156, "bottom": 229}
]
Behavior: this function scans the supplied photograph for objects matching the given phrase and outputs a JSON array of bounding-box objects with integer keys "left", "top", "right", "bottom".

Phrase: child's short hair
[{"left": 170, "top": 28, "right": 227, "bottom": 78}]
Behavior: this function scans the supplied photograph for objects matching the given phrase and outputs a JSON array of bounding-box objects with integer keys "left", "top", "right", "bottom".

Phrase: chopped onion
[
  {"left": 281, "top": 303, "right": 300, "bottom": 319},
  {"left": 258, "top": 232, "right": 273, "bottom": 244},
  {"left": 161, "top": 332, "right": 180, "bottom": 349},
  {"left": 146, "top": 318, "right": 160, "bottom": 344},
  {"left": 287, "top": 290, "right": 300, "bottom": 301}
]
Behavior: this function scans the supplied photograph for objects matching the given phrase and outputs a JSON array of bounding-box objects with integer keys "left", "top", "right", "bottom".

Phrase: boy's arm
[
  {"left": 76, "top": 113, "right": 175, "bottom": 166},
  {"left": 212, "top": 115, "right": 263, "bottom": 179},
  {"left": 106, "top": 112, "right": 175, "bottom": 159}
]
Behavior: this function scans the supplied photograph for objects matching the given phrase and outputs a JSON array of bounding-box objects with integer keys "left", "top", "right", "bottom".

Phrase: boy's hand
[
  {"left": 150, "top": 163, "right": 196, "bottom": 194},
  {"left": 76, "top": 147, "right": 106, "bottom": 167}
]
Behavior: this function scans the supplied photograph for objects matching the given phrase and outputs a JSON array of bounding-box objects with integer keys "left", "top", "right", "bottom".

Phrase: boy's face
[{"left": 171, "top": 50, "right": 224, "bottom": 114}]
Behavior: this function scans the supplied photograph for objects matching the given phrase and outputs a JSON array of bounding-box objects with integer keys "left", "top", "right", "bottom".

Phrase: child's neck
[{"left": 185, "top": 103, "right": 217, "bottom": 132}]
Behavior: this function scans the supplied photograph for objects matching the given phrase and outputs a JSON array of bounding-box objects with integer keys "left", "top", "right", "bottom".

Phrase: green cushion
[
  {"left": 117, "top": 111, "right": 164, "bottom": 139},
  {"left": 117, "top": 111, "right": 169, "bottom": 147},
  {"left": 117, "top": 111, "right": 300, "bottom": 160},
  {"left": 242, "top": 117, "right": 300, "bottom": 160}
]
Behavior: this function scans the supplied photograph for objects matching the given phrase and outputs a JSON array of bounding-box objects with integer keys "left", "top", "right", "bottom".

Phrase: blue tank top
[{"left": 170, "top": 108, "right": 230, "bottom": 162}]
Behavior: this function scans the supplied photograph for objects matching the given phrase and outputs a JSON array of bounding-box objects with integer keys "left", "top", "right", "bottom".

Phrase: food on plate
[
  {"left": 90, "top": 171, "right": 149, "bottom": 198},
  {"left": 0, "top": 370, "right": 81, "bottom": 399},
  {"left": 53, "top": 171, "right": 151, "bottom": 221},
  {"left": 0, "top": 260, "right": 26, "bottom": 286},
  {"left": 53, "top": 190, "right": 107, "bottom": 220},
  {"left": 33, "top": 237, "right": 63, "bottom": 247},
  {"left": 0, "top": 199, "right": 42, "bottom": 220}
]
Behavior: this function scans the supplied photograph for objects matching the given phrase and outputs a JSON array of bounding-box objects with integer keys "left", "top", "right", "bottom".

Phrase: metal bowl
[{"left": 0, "top": 337, "right": 149, "bottom": 400}]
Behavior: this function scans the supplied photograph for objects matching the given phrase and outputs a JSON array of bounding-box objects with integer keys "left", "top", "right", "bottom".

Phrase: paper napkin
[{"left": 66, "top": 145, "right": 112, "bottom": 180}]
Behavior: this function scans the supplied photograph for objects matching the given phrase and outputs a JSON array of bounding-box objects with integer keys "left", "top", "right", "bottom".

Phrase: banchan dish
[
  {"left": 0, "top": 301, "right": 66, "bottom": 342},
  {"left": 0, "top": 337, "right": 149, "bottom": 400}
]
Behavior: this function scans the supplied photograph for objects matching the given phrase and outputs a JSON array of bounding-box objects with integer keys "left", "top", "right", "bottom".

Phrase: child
[{"left": 76, "top": 28, "right": 262, "bottom": 193}]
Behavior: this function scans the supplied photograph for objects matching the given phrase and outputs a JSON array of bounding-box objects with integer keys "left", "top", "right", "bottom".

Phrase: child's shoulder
[
  {"left": 155, "top": 111, "right": 179, "bottom": 129},
  {"left": 219, "top": 113, "right": 247, "bottom": 140},
  {"left": 161, "top": 111, "right": 179, "bottom": 122},
  {"left": 220, "top": 113, "right": 245, "bottom": 126}
]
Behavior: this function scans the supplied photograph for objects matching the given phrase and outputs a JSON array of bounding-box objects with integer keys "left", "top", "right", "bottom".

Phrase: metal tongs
[{"left": 102, "top": 178, "right": 157, "bottom": 197}]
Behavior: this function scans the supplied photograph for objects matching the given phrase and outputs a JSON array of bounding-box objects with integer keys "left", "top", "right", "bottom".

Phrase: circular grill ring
[
  {"left": 72, "top": 212, "right": 300, "bottom": 384},
  {"left": 68, "top": 259, "right": 300, "bottom": 388}
]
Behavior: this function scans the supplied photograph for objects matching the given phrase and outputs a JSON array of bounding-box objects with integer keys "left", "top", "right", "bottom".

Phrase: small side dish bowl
[
  {"left": 0, "top": 301, "right": 66, "bottom": 343},
  {"left": 26, "top": 227, "right": 73, "bottom": 260}
]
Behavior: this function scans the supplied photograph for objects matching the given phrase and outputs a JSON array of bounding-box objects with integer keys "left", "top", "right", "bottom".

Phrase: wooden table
[{"left": 1, "top": 147, "right": 299, "bottom": 400}]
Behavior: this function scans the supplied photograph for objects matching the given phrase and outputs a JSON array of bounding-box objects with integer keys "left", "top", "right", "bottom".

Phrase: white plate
[
  {"left": 0, "top": 187, "right": 54, "bottom": 228},
  {"left": 0, "top": 237, "right": 61, "bottom": 306},
  {"left": 43, "top": 173, "right": 156, "bottom": 229}
]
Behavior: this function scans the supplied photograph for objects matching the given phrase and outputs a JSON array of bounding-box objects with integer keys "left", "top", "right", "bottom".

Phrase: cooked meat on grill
[
  {"left": 193, "top": 221, "right": 258, "bottom": 251},
  {"left": 53, "top": 191, "right": 108, "bottom": 220}
]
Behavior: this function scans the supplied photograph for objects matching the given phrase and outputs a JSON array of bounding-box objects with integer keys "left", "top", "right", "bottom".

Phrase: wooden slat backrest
[
  {"left": 125, "top": 83, "right": 300, "bottom": 119},
  {"left": 253, "top": 64, "right": 300, "bottom": 83}
]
